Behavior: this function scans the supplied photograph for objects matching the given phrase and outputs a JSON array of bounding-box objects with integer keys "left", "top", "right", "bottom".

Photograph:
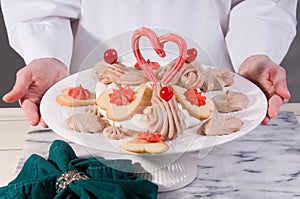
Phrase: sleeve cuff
[
  {"left": 226, "top": 18, "right": 296, "bottom": 72},
  {"left": 11, "top": 17, "right": 73, "bottom": 68}
]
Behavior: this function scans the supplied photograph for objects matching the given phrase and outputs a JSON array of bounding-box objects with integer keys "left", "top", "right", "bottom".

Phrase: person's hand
[
  {"left": 2, "top": 58, "right": 69, "bottom": 127},
  {"left": 238, "top": 55, "right": 290, "bottom": 125}
]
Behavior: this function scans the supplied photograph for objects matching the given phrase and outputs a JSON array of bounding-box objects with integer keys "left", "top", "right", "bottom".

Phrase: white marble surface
[
  {"left": 159, "top": 111, "right": 300, "bottom": 198},
  {"left": 17, "top": 111, "right": 300, "bottom": 198}
]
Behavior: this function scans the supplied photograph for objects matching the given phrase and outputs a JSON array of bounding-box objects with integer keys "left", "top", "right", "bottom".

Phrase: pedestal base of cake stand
[{"left": 129, "top": 153, "right": 198, "bottom": 192}]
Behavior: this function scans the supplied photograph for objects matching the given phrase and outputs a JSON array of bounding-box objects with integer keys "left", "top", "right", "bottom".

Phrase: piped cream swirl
[
  {"left": 92, "top": 60, "right": 148, "bottom": 86},
  {"left": 66, "top": 108, "right": 109, "bottom": 133},
  {"left": 158, "top": 60, "right": 205, "bottom": 89},
  {"left": 103, "top": 126, "right": 125, "bottom": 140},
  {"left": 144, "top": 85, "right": 186, "bottom": 140}
]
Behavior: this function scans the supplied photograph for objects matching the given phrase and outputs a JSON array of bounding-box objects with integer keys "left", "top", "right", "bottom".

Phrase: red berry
[
  {"left": 160, "top": 86, "right": 174, "bottom": 101},
  {"left": 186, "top": 48, "right": 197, "bottom": 63},
  {"left": 104, "top": 49, "right": 118, "bottom": 64}
]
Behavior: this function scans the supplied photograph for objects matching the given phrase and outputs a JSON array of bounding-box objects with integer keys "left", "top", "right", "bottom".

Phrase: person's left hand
[{"left": 238, "top": 55, "right": 290, "bottom": 125}]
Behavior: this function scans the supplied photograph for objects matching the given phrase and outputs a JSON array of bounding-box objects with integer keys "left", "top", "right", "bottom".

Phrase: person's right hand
[{"left": 2, "top": 58, "right": 69, "bottom": 127}]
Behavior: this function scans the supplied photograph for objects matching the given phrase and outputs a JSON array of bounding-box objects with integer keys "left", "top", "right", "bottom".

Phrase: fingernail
[
  {"left": 262, "top": 116, "right": 269, "bottom": 125},
  {"left": 30, "top": 120, "right": 37, "bottom": 126},
  {"left": 2, "top": 94, "right": 7, "bottom": 100}
]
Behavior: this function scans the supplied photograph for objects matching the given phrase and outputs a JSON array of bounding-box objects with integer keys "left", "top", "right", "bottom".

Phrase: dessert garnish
[
  {"left": 131, "top": 26, "right": 189, "bottom": 103},
  {"left": 109, "top": 86, "right": 135, "bottom": 106},
  {"left": 184, "top": 88, "right": 206, "bottom": 106},
  {"left": 132, "top": 27, "right": 187, "bottom": 84},
  {"left": 135, "top": 59, "right": 160, "bottom": 70},
  {"left": 68, "top": 85, "right": 92, "bottom": 100},
  {"left": 137, "top": 131, "right": 162, "bottom": 142},
  {"left": 186, "top": 48, "right": 197, "bottom": 63},
  {"left": 159, "top": 86, "right": 174, "bottom": 101},
  {"left": 104, "top": 48, "right": 118, "bottom": 64}
]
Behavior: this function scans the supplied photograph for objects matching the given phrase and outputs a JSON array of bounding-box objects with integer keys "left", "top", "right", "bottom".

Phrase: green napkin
[{"left": 0, "top": 140, "right": 158, "bottom": 199}]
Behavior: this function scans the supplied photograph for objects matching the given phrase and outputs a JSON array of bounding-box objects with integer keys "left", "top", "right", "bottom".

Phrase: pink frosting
[
  {"left": 109, "top": 86, "right": 135, "bottom": 106},
  {"left": 184, "top": 88, "right": 206, "bottom": 106},
  {"left": 68, "top": 85, "right": 91, "bottom": 100}
]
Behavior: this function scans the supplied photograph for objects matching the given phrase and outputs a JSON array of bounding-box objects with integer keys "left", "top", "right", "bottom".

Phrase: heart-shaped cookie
[
  {"left": 132, "top": 27, "right": 187, "bottom": 84},
  {"left": 96, "top": 85, "right": 152, "bottom": 122},
  {"left": 120, "top": 138, "right": 169, "bottom": 154},
  {"left": 171, "top": 85, "right": 215, "bottom": 120}
]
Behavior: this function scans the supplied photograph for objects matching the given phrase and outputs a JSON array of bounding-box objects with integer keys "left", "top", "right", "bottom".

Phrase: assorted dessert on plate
[{"left": 56, "top": 27, "right": 249, "bottom": 154}]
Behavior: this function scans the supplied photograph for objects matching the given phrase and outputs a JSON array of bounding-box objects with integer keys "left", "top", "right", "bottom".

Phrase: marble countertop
[
  {"left": 159, "top": 111, "right": 300, "bottom": 198},
  {"left": 15, "top": 110, "right": 300, "bottom": 198},
  {"left": 0, "top": 105, "right": 299, "bottom": 198}
]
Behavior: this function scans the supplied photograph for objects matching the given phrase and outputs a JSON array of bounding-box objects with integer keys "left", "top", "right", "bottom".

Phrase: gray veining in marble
[
  {"left": 16, "top": 111, "right": 300, "bottom": 198},
  {"left": 159, "top": 112, "right": 300, "bottom": 199}
]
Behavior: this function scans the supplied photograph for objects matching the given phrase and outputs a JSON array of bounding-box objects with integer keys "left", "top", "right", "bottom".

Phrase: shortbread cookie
[
  {"left": 120, "top": 138, "right": 169, "bottom": 154},
  {"left": 96, "top": 85, "right": 152, "bottom": 122},
  {"left": 171, "top": 85, "right": 214, "bottom": 120},
  {"left": 56, "top": 87, "right": 96, "bottom": 107}
]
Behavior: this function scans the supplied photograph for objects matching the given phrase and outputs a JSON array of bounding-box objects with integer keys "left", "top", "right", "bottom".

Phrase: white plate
[
  {"left": 41, "top": 29, "right": 267, "bottom": 156},
  {"left": 40, "top": 67, "right": 267, "bottom": 156}
]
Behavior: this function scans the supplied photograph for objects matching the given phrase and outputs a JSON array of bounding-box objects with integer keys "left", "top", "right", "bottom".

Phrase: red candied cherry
[
  {"left": 185, "top": 48, "right": 197, "bottom": 63},
  {"left": 160, "top": 86, "right": 174, "bottom": 101},
  {"left": 104, "top": 48, "right": 118, "bottom": 64}
]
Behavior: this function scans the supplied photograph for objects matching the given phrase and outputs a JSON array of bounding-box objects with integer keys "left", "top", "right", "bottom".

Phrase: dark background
[{"left": 0, "top": 4, "right": 299, "bottom": 108}]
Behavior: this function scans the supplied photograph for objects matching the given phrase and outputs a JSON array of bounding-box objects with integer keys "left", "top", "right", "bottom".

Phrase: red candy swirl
[{"left": 131, "top": 27, "right": 187, "bottom": 84}]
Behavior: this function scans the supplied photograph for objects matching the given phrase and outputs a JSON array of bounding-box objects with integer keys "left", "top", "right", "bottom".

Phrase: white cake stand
[{"left": 131, "top": 153, "right": 198, "bottom": 192}]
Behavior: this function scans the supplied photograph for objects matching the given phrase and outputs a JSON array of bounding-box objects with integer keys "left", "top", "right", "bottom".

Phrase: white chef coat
[{"left": 1, "top": 0, "right": 297, "bottom": 74}]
